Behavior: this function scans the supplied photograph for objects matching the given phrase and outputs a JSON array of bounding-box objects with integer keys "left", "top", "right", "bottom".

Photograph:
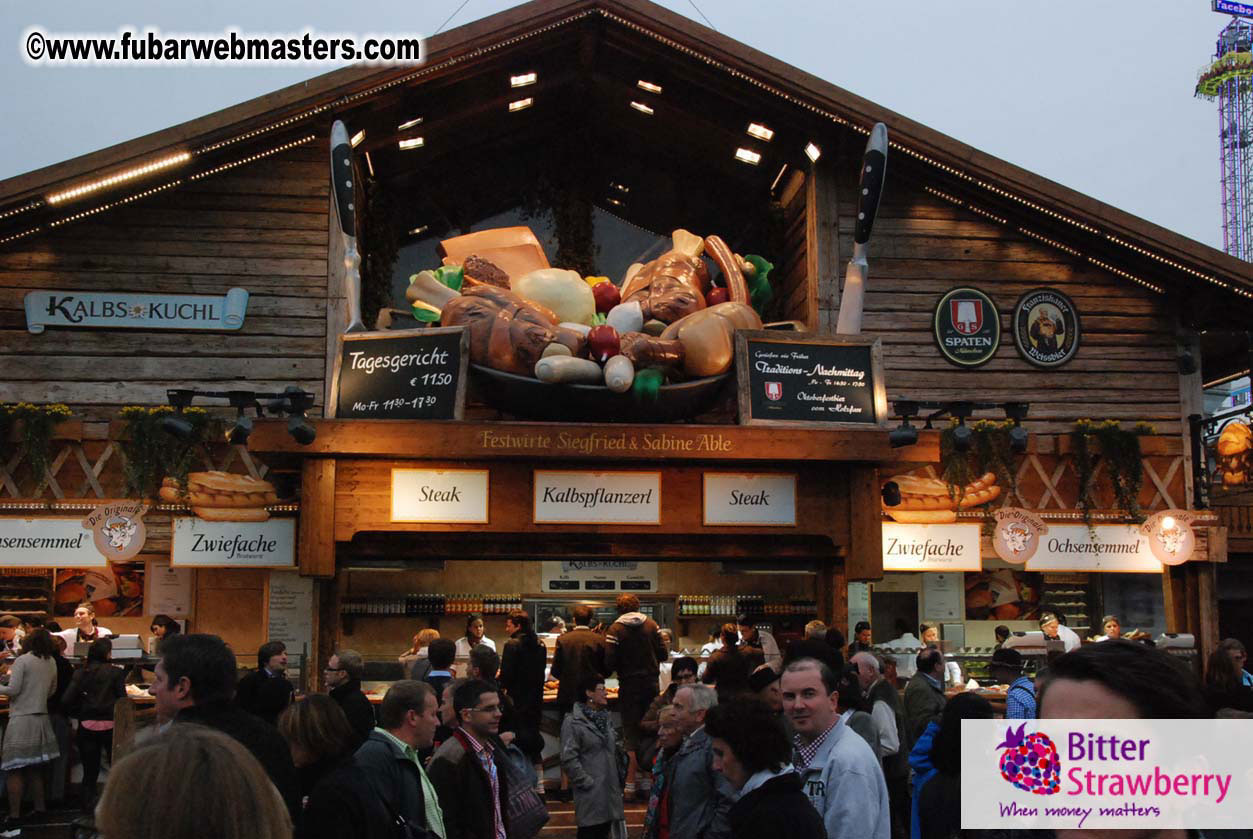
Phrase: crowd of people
[{"left": 0, "top": 601, "right": 1250, "bottom": 839}]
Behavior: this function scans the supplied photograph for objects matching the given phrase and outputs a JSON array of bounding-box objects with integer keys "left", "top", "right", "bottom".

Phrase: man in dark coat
[
  {"left": 151, "top": 633, "right": 301, "bottom": 823},
  {"left": 427, "top": 679, "right": 512, "bottom": 839},
  {"left": 902, "top": 647, "right": 947, "bottom": 747},
  {"left": 354, "top": 680, "right": 444, "bottom": 838},
  {"left": 703, "top": 694, "right": 824, "bottom": 839},
  {"left": 235, "top": 639, "right": 295, "bottom": 726},
  {"left": 551, "top": 604, "right": 607, "bottom": 712},
  {"left": 324, "top": 648, "right": 376, "bottom": 749}
]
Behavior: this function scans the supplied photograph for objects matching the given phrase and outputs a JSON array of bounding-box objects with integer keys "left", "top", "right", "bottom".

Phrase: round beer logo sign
[
  {"left": 1012, "top": 288, "right": 1080, "bottom": 368},
  {"left": 933, "top": 287, "right": 1000, "bottom": 367}
]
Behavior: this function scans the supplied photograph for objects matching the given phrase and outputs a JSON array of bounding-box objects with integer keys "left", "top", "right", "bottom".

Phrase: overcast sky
[{"left": 1, "top": 1, "right": 1232, "bottom": 250}]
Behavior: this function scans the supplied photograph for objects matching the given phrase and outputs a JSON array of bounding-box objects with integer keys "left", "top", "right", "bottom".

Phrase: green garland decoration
[
  {"left": 119, "top": 406, "right": 221, "bottom": 499},
  {"left": 2, "top": 403, "right": 73, "bottom": 487},
  {"left": 1070, "top": 419, "right": 1151, "bottom": 533},
  {"left": 940, "top": 419, "right": 1020, "bottom": 528}
]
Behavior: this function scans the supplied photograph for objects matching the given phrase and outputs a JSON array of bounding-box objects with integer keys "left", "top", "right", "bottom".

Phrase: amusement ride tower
[{"left": 1197, "top": 7, "right": 1253, "bottom": 260}]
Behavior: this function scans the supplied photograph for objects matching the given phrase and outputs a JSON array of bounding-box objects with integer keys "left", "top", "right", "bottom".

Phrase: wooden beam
[
  {"left": 846, "top": 465, "right": 883, "bottom": 582},
  {"left": 248, "top": 419, "right": 893, "bottom": 462},
  {"left": 298, "top": 458, "right": 336, "bottom": 577},
  {"left": 806, "top": 158, "right": 839, "bottom": 332}
]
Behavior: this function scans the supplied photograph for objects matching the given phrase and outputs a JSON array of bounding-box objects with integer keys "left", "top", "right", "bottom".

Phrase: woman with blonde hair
[
  {"left": 95, "top": 725, "right": 291, "bottom": 839},
  {"left": 400, "top": 627, "right": 442, "bottom": 681}
]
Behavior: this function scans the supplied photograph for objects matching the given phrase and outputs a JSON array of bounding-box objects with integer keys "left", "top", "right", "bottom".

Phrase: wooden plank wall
[
  {"left": 0, "top": 142, "right": 330, "bottom": 422},
  {"left": 833, "top": 168, "right": 1181, "bottom": 435},
  {"left": 776, "top": 170, "right": 811, "bottom": 328}
]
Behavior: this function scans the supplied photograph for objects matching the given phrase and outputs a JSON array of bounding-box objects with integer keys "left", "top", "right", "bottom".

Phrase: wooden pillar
[
  {"left": 299, "top": 458, "right": 336, "bottom": 578},
  {"left": 806, "top": 159, "right": 840, "bottom": 333},
  {"left": 847, "top": 465, "right": 883, "bottom": 581}
]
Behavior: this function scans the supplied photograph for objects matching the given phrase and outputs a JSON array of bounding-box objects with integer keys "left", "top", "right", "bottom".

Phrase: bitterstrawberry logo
[{"left": 997, "top": 723, "right": 1061, "bottom": 795}]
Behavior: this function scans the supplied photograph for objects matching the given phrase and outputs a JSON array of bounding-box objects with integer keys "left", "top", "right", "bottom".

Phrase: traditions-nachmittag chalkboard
[
  {"left": 331, "top": 326, "right": 468, "bottom": 419},
  {"left": 735, "top": 331, "right": 886, "bottom": 426}
]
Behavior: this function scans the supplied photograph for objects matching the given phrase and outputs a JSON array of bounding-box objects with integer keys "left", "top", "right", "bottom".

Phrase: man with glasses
[
  {"left": 428, "top": 678, "right": 513, "bottom": 839},
  {"left": 324, "top": 648, "right": 375, "bottom": 749}
]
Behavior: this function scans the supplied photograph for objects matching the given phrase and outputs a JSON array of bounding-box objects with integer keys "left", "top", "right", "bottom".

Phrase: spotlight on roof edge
[
  {"left": 409, "top": 225, "right": 429, "bottom": 236},
  {"left": 509, "top": 98, "right": 534, "bottom": 112},
  {"left": 398, "top": 137, "right": 425, "bottom": 150},
  {"left": 349, "top": 130, "right": 365, "bottom": 148},
  {"left": 46, "top": 152, "right": 191, "bottom": 204},
  {"left": 636, "top": 80, "right": 662, "bottom": 94},
  {"left": 630, "top": 101, "right": 654, "bottom": 115},
  {"left": 734, "top": 148, "right": 762, "bottom": 165},
  {"left": 804, "top": 142, "right": 822, "bottom": 162},
  {"left": 606, "top": 197, "right": 624, "bottom": 207},
  {"left": 511, "top": 72, "right": 537, "bottom": 88},
  {"left": 397, "top": 117, "right": 423, "bottom": 131},
  {"left": 611, "top": 182, "right": 630, "bottom": 193},
  {"left": 747, "top": 123, "right": 774, "bottom": 141}
]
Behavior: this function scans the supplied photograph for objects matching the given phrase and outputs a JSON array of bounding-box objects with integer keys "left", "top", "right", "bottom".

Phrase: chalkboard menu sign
[
  {"left": 330, "top": 326, "right": 468, "bottom": 420},
  {"left": 734, "top": 330, "right": 886, "bottom": 426}
]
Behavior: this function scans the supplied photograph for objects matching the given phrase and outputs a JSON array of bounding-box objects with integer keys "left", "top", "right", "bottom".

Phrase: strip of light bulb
[{"left": 46, "top": 152, "right": 190, "bottom": 204}]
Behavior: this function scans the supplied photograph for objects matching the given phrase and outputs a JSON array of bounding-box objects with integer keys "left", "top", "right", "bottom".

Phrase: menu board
[
  {"left": 735, "top": 331, "right": 886, "bottom": 426},
  {"left": 330, "top": 326, "right": 468, "bottom": 420}
]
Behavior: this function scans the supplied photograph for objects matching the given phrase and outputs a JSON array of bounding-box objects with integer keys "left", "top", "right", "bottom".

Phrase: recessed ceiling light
[
  {"left": 637, "top": 80, "right": 662, "bottom": 94},
  {"left": 804, "top": 142, "right": 822, "bottom": 162},
  {"left": 606, "top": 197, "right": 624, "bottom": 207},
  {"left": 511, "top": 72, "right": 537, "bottom": 88},
  {"left": 509, "top": 98, "right": 534, "bottom": 112},
  {"left": 611, "top": 182, "right": 630, "bottom": 193},
  {"left": 630, "top": 101, "right": 654, "bottom": 115},
  {"left": 747, "top": 123, "right": 774, "bottom": 141},
  {"left": 397, "top": 117, "right": 423, "bottom": 131},
  {"left": 735, "top": 148, "right": 762, "bottom": 165},
  {"left": 409, "top": 225, "right": 429, "bottom": 236},
  {"left": 398, "top": 137, "right": 425, "bottom": 150},
  {"left": 349, "top": 130, "right": 365, "bottom": 148}
]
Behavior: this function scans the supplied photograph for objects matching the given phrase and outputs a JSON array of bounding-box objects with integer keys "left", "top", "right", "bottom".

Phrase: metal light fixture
[
  {"left": 1004, "top": 402, "right": 1030, "bottom": 453},
  {"left": 948, "top": 402, "right": 975, "bottom": 453},
  {"left": 160, "top": 389, "right": 196, "bottom": 439},
  {"left": 881, "top": 481, "right": 902, "bottom": 507},
  {"left": 888, "top": 400, "right": 920, "bottom": 448},
  {"left": 225, "top": 391, "right": 258, "bottom": 445},
  {"left": 160, "top": 387, "right": 317, "bottom": 445},
  {"left": 282, "top": 386, "right": 317, "bottom": 445}
]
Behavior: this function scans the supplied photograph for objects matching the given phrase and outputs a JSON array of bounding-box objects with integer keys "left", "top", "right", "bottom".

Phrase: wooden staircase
[{"left": 539, "top": 798, "right": 647, "bottom": 838}]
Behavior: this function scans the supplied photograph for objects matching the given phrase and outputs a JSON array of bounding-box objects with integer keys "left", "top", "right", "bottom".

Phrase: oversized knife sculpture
[
  {"left": 330, "top": 120, "right": 367, "bottom": 333},
  {"left": 834, "top": 122, "right": 888, "bottom": 336}
]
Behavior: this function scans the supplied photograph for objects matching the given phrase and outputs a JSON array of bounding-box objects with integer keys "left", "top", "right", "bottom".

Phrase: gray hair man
[
  {"left": 852, "top": 652, "right": 908, "bottom": 839},
  {"left": 668, "top": 684, "right": 733, "bottom": 839}
]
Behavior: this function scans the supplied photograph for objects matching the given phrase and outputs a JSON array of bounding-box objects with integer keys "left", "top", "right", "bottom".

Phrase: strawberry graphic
[{"left": 997, "top": 723, "right": 1061, "bottom": 795}]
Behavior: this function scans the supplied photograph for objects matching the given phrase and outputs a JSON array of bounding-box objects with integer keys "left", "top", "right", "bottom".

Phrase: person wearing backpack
[{"left": 605, "top": 594, "right": 666, "bottom": 800}]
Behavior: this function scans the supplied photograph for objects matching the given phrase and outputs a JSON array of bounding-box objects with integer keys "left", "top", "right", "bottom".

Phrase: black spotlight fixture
[
  {"left": 159, "top": 389, "right": 196, "bottom": 439},
  {"left": 948, "top": 402, "right": 975, "bottom": 453},
  {"left": 888, "top": 400, "right": 920, "bottom": 448},
  {"left": 881, "top": 481, "right": 901, "bottom": 507},
  {"left": 1003, "top": 402, "right": 1030, "bottom": 454},
  {"left": 225, "top": 391, "right": 257, "bottom": 446},
  {"left": 282, "top": 386, "right": 317, "bottom": 445}
]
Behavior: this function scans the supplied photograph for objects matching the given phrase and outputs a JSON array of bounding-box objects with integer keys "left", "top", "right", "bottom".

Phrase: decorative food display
[
  {"left": 159, "top": 471, "right": 279, "bottom": 521},
  {"left": 881, "top": 472, "right": 1001, "bottom": 523},
  {"left": 406, "top": 226, "right": 773, "bottom": 406},
  {"left": 1215, "top": 421, "right": 1251, "bottom": 486}
]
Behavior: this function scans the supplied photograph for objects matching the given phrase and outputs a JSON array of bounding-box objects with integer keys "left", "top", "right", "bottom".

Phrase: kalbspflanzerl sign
[
  {"left": 533, "top": 470, "right": 661, "bottom": 524},
  {"left": 24, "top": 288, "right": 249, "bottom": 333},
  {"left": 933, "top": 287, "right": 1000, "bottom": 367}
]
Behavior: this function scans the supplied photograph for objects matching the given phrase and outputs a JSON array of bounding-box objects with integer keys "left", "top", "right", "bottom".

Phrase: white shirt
[
  {"left": 885, "top": 633, "right": 921, "bottom": 678},
  {"left": 742, "top": 630, "right": 782, "bottom": 672},
  {"left": 453, "top": 635, "right": 496, "bottom": 660},
  {"left": 56, "top": 626, "right": 112, "bottom": 650},
  {"left": 1054, "top": 624, "right": 1081, "bottom": 652},
  {"left": 867, "top": 680, "right": 900, "bottom": 757}
]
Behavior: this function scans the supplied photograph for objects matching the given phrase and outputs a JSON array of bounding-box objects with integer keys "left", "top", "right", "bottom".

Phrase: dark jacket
[
  {"left": 701, "top": 646, "right": 762, "bottom": 699},
  {"left": 868, "top": 676, "right": 909, "bottom": 779},
  {"left": 177, "top": 699, "right": 301, "bottom": 823},
  {"left": 235, "top": 667, "right": 295, "bottom": 726},
  {"left": 330, "top": 680, "right": 377, "bottom": 749},
  {"left": 427, "top": 728, "right": 511, "bottom": 839},
  {"left": 917, "top": 769, "right": 960, "bottom": 839},
  {"left": 902, "top": 672, "right": 947, "bottom": 747},
  {"left": 500, "top": 633, "right": 547, "bottom": 724},
  {"left": 61, "top": 660, "right": 126, "bottom": 721},
  {"left": 669, "top": 726, "right": 733, "bottom": 839},
  {"left": 1204, "top": 683, "right": 1253, "bottom": 716},
  {"left": 48, "top": 653, "right": 77, "bottom": 716},
  {"left": 783, "top": 638, "right": 844, "bottom": 673},
  {"left": 606, "top": 612, "right": 665, "bottom": 681},
  {"left": 354, "top": 729, "right": 435, "bottom": 836},
  {"left": 728, "top": 772, "right": 825, "bottom": 839},
  {"left": 551, "top": 626, "right": 608, "bottom": 709},
  {"left": 300, "top": 755, "right": 417, "bottom": 839}
]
